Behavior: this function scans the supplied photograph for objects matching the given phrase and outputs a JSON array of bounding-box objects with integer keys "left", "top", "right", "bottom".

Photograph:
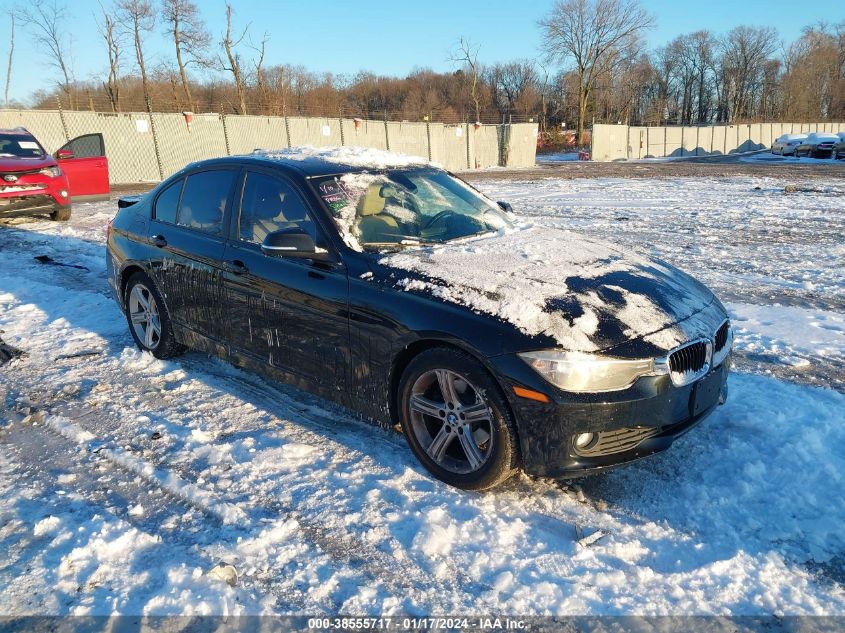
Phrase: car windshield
[
  {"left": 310, "top": 168, "right": 513, "bottom": 251},
  {"left": 0, "top": 133, "right": 45, "bottom": 159}
]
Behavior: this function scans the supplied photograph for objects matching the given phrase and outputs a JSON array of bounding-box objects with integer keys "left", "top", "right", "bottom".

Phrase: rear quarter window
[
  {"left": 176, "top": 170, "right": 237, "bottom": 236},
  {"left": 154, "top": 179, "right": 183, "bottom": 224}
]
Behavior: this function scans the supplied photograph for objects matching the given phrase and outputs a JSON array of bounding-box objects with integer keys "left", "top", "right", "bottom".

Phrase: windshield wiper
[
  {"left": 442, "top": 228, "right": 499, "bottom": 244},
  {"left": 363, "top": 239, "right": 438, "bottom": 251}
]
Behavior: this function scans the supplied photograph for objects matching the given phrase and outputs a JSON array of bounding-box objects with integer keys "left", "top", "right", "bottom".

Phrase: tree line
[{"left": 7, "top": 0, "right": 844, "bottom": 145}]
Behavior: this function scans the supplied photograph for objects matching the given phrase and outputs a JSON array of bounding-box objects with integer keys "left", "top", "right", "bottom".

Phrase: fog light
[
  {"left": 59, "top": 190, "right": 68, "bottom": 198},
  {"left": 574, "top": 432, "right": 596, "bottom": 450}
]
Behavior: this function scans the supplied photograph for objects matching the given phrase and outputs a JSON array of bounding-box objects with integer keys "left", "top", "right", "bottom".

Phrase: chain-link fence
[{"left": 0, "top": 107, "right": 539, "bottom": 182}]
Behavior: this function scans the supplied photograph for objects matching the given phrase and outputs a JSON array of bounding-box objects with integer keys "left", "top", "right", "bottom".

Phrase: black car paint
[{"left": 107, "top": 155, "right": 729, "bottom": 478}]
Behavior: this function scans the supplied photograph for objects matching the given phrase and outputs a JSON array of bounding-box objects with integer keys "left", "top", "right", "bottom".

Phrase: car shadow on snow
[{"left": 3, "top": 224, "right": 844, "bottom": 602}]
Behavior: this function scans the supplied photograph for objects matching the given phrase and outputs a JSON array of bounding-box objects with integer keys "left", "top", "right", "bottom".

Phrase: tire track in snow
[
  {"left": 0, "top": 418, "right": 278, "bottom": 613},
  {"left": 6, "top": 371, "right": 499, "bottom": 613},
  {"left": 2, "top": 411, "right": 382, "bottom": 613}
]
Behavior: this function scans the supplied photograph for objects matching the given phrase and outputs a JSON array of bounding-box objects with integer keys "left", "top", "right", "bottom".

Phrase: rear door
[
  {"left": 55, "top": 133, "right": 110, "bottom": 198},
  {"left": 147, "top": 168, "right": 238, "bottom": 345},
  {"left": 221, "top": 168, "right": 350, "bottom": 393}
]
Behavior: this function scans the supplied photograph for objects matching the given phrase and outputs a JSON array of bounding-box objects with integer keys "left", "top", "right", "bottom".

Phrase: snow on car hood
[{"left": 380, "top": 224, "right": 715, "bottom": 352}]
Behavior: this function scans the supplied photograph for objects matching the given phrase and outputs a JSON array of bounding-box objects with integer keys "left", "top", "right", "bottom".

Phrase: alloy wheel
[
  {"left": 408, "top": 368, "right": 494, "bottom": 474},
  {"left": 128, "top": 283, "right": 162, "bottom": 350}
]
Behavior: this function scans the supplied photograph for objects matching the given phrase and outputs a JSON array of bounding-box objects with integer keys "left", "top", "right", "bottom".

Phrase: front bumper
[
  {"left": 491, "top": 352, "right": 729, "bottom": 479},
  {"left": 0, "top": 192, "right": 69, "bottom": 217}
]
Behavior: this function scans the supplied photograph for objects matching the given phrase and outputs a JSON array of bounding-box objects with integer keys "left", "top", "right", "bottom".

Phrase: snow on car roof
[{"left": 250, "top": 145, "right": 434, "bottom": 169}]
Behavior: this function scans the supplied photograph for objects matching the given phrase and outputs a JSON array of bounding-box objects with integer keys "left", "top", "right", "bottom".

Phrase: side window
[
  {"left": 177, "top": 170, "right": 237, "bottom": 236},
  {"left": 154, "top": 179, "right": 182, "bottom": 224},
  {"left": 238, "top": 172, "right": 317, "bottom": 244},
  {"left": 58, "top": 133, "right": 105, "bottom": 158}
]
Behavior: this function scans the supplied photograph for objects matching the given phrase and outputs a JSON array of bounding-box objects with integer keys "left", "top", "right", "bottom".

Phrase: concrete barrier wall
[
  {"left": 385, "top": 121, "right": 430, "bottom": 160},
  {"left": 591, "top": 123, "right": 628, "bottom": 161},
  {"left": 681, "top": 126, "right": 698, "bottom": 156},
  {"left": 594, "top": 121, "right": 845, "bottom": 161},
  {"left": 472, "top": 125, "right": 502, "bottom": 169},
  {"left": 665, "top": 127, "right": 683, "bottom": 157},
  {"left": 441, "top": 124, "right": 470, "bottom": 171},
  {"left": 0, "top": 108, "right": 537, "bottom": 182},
  {"left": 225, "top": 115, "right": 290, "bottom": 154},
  {"left": 341, "top": 118, "right": 388, "bottom": 151},
  {"left": 154, "top": 112, "right": 229, "bottom": 177},
  {"left": 506, "top": 123, "right": 541, "bottom": 167}
]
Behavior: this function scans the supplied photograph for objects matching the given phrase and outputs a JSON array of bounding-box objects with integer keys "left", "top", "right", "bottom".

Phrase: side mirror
[
  {"left": 261, "top": 227, "right": 330, "bottom": 261},
  {"left": 497, "top": 200, "right": 514, "bottom": 214},
  {"left": 56, "top": 148, "right": 74, "bottom": 160}
]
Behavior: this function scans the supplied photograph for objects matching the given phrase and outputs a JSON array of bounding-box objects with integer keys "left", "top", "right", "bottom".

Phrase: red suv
[{"left": 0, "top": 128, "right": 110, "bottom": 221}]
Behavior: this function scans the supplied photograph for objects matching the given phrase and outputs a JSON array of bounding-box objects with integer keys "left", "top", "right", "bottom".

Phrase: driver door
[
  {"left": 221, "top": 168, "right": 349, "bottom": 393},
  {"left": 55, "top": 133, "right": 110, "bottom": 199}
]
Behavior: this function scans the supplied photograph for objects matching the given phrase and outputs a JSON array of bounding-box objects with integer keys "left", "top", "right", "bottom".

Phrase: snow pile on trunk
[{"left": 250, "top": 146, "right": 432, "bottom": 169}]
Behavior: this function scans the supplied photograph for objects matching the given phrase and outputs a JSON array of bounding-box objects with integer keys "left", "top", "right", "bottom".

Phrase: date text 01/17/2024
[{"left": 306, "top": 617, "right": 527, "bottom": 630}]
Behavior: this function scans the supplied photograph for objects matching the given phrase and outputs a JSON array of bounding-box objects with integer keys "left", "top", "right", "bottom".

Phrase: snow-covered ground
[
  {"left": 536, "top": 152, "right": 581, "bottom": 163},
  {"left": 1, "top": 175, "right": 844, "bottom": 616}
]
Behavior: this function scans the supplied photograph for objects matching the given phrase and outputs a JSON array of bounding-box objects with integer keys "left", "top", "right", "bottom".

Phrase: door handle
[
  {"left": 151, "top": 234, "right": 167, "bottom": 247},
  {"left": 224, "top": 260, "right": 248, "bottom": 275}
]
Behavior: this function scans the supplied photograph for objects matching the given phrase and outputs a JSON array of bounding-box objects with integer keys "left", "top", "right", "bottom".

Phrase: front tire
[
  {"left": 124, "top": 271, "right": 186, "bottom": 359},
  {"left": 398, "top": 347, "right": 520, "bottom": 490},
  {"left": 51, "top": 205, "right": 71, "bottom": 221}
]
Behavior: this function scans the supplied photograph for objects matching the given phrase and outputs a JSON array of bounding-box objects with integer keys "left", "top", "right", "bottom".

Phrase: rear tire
[
  {"left": 397, "top": 347, "right": 520, "bottom": 490},
  {"left": 51, "top": 205, "right": 71, "bottom": 221},
  {"left": 123, "top": 271, "right": 186, "bottom": 359}
]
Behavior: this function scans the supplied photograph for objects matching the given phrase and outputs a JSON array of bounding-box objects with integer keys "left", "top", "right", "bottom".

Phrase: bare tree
[
  {"left": 221, "top": 3, "right": 248, "bottom": 114},
  {"left": 449, "top": 37, "right": 483, "bottom": 121},
  {"left": 4, "top": 14, "right": 14, "bottom": 106},
  {"left": 162, "top": 0, "right": 210, "bottom": 112},
  {"left": 719, "top": 26, "right": 778, "bottom": 121},
  {"left": 116, "top": 0, "right": 155, "bottom": 107},
  {"left": 488, "top": 61, "right": 538, "bottom": 119},
  {"left": 250, "top": 32, "right": 270, "bottom": 113},
  {"left": 782, "top": 22, "right": 845, "bottom": 120},
  {"left": 540, "top": 0, "right": 653, "bottom": 143},
  {"left": 20, "top": 0, "right": 76, "bottom": 107},
  {"left": 97, "top": 4, "right": 122, "bottom": 112}
]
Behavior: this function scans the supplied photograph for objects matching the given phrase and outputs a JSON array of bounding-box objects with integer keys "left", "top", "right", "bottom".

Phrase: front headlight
[
  {"left": 39, "top": 166, "right": 62, "bottom": 178},
  {"left": 518, "top": 350, "right": 668, "bottom": 393}
]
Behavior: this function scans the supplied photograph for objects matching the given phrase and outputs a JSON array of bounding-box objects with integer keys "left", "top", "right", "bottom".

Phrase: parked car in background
[
  {"left": 794, "top": 132, "right": 840, "bottom": 158},
  {"left": 106, "top": 148, "right": 732, "bottom": 490},
  {"left": 0, "top": 127, "right": 110, "bottom": 221},
  {"left": 832, "top": 132, "right": 845, "bottom": 160},
  {"left": 771, "top": 133, "right": 807, "bottom": 155}
]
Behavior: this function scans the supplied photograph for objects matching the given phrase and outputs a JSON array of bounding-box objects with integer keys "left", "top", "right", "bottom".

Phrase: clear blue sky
[{"left": 3, "top": 0, "right": 843, "bottom": 104}]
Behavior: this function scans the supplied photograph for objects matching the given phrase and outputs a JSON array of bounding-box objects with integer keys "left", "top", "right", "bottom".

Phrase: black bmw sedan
[{"left": 106, "top": 148, "right": 731, "bottom": 490}]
